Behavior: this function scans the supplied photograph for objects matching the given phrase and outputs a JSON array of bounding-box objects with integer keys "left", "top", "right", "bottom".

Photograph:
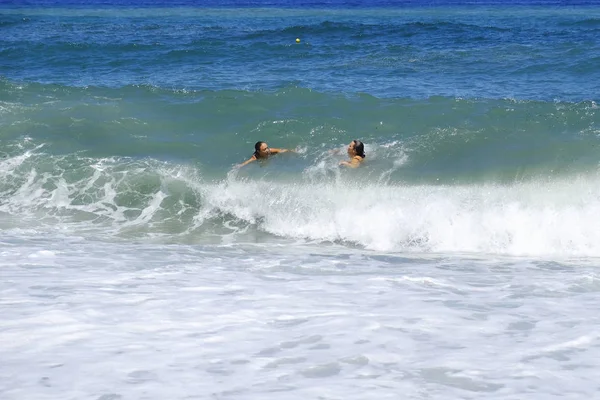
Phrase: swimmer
[
  {"left": 339, "top": 140, "right": 365, "bottom": 168},
  {"left": 238, "top": 141, "right": 294, "bottom": 167}
]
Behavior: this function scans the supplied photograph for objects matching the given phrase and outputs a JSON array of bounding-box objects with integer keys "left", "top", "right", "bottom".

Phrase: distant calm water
[{"left": 2, "top": 1, "right": 600, "bottom": 399}]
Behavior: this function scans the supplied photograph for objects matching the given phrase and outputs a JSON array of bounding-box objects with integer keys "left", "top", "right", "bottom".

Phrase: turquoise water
[
  {"left": 1, "top": 6, "right": 599, "bottom": 251},
  {"left": 2, "top": 7, "right": 599, "bottom": 180}
]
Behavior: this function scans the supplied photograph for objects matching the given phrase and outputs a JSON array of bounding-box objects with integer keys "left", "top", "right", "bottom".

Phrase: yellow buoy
[{"left": 295, "top": 38, "right": 300, "bottom": 43}]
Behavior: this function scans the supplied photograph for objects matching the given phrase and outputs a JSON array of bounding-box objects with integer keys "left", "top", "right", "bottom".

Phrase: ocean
[{"left": 1, "top": 1, "right": 600, "bottom": 399}]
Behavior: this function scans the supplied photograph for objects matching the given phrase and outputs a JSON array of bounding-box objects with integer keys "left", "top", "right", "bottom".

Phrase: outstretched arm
[
  {"left": 238, "top": 155, "right": 257, "bottom": 167},
  {"left": 269, "top": 148, "right": 293, "bottom": 155}
]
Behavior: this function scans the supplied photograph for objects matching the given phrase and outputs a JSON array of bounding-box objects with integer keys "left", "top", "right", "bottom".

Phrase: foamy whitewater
[{"left": 2, "top": 2, "right": 600, "bottom": 399}]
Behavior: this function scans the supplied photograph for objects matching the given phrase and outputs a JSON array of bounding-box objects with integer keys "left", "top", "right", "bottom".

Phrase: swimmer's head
[
  {"left": 254, "top": 141, "right": 271, "bottom": 158},
  {"left": 348, "top": 140, "right": 365, "bottom": 158}
]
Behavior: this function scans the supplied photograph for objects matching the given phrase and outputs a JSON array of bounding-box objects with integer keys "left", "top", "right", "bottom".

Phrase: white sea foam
[
  {"left": 1, "top": 239, "right": 599, "bottom": 400},
  {"left": 205, "top": 174, "right": 600, "bottom": 257},
  {"left": 4, "top": 148, "right": 600, "bottom": 256},
  {"left": 2, "top": 153, "right": 600, "bottom": 256}
]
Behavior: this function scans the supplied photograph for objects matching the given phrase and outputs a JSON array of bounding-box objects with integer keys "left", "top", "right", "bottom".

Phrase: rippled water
[{"left": 3, "top": 236, "right": 600, "bottom": 399}]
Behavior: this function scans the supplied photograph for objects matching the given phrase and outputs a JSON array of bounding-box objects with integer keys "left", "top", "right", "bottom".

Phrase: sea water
[{"left": 1, "top": 1, "right": 600, "bottom": 399}]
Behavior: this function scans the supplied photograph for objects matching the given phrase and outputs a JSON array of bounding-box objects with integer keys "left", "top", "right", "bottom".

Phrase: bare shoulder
[{"left": 352, "top": 156, "right": 364, "bottom": 166}]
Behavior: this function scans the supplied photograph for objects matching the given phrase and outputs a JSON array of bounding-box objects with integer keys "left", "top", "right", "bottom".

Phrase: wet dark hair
[
  {"left": 353, "top": 140, "right": 366, "bottom": 158},
  {"left": 253, "top": 141, "right": 266, "bottom": 158}
]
